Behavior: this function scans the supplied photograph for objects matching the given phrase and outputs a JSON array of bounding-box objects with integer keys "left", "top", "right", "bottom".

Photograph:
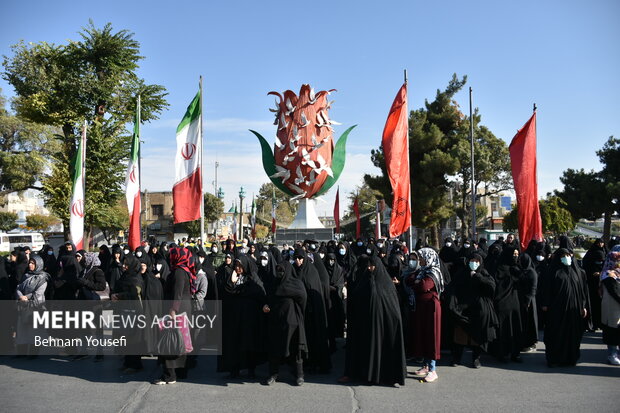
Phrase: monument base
[{"left": 288, "top": 198, "right": 325, "bottom": 229}]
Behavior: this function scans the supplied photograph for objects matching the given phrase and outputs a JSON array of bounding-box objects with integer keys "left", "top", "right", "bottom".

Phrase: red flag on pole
[
  {"left": 382, "top": 83, "right": 411, "bottom": 238},
  {"left": 353, "top": 196, "right": 360, "bottom": 239},
  {"left": 509, "top": 111, "right": 543, "bottom": 250},
  {"left": 334, "top": 187, "right": 340, "bottom": 234}
]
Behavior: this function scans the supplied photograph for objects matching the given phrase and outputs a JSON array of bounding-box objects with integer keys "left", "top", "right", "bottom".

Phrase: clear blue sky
[{"left": 1, "top": 0, "right": 618, "bottom": 217}]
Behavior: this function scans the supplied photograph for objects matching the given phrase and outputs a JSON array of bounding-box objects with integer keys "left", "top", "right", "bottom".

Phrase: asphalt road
[{"left": 0, "top": 332, "right": 617, "bottom": 413}]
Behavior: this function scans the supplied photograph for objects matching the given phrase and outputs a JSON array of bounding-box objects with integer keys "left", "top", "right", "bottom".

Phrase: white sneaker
[
  {"left": 424, "top": 370, "right": 438, "bottom": 382},
  {"left": 608, "top": 355, "right": 620, "bottom": 366}
]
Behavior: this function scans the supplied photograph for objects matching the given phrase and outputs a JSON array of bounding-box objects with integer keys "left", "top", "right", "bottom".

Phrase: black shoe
[
  {"left": 450, "top": 359, "right": 460, "bottom": 367},
  {"left": 296, "top": 376, "right": 304, "bottom": 386},
  {"left": 263, "top": 375, "right": 277, "bottom": 386},
  {"left": 473, "top": 358, "right": 481, "bottom": 369},
  {"left": 511, "top": 356, "right": 523, "bottom": 363}
]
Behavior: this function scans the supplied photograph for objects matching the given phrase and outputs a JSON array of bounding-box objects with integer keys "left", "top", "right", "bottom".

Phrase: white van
[{"left": 0, "top": 232, "right": 45, "bottom": 253}]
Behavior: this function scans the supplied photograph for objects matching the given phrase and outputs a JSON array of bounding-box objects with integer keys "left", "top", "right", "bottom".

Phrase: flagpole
[
  {"left": 137, "top": 94, "right": 143, "bottom": 244},
  {"left": 82, "top": 120, "right": 87, "bottom": 248},
  {"left": 199, "top": 76, "right": 205, "bottom": 245},
  {"left": 404, "top": 69, "right": 413, "bottom": 250},
  {"left": 469, "top": 87, "right": 476, "bottom": 242}
]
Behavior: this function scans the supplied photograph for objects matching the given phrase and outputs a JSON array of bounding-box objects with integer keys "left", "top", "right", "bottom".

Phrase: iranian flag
[
  {"left": 173, "top": 90, "right": 202, "bottom": 224},
  {"left": 69, "top": 122, "right": 87, "bottom": 250},
  {"left": 125, "top": 97, "right": 141, "bottom": 250}
]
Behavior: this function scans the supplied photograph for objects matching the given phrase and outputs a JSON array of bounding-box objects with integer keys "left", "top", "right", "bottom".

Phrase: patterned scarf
[{"left": 169, "top": 247, "right": 197, "bottom": 294}]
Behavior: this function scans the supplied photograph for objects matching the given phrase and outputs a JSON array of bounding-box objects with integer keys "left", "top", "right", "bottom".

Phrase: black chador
[
  {"left": 343, "top": 255, "right": 406, "bottom": 386},
  {"left": 264, "top": 262, "right": 308, "bottom": 386},
  {"left": 292, "top": 248, "right": 331, "bottom": 373}
]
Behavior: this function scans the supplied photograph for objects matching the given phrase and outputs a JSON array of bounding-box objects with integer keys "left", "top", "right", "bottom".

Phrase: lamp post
[
  {"left": 239, "top": 187, "right": 246, "bottom": 241},
  {"left": 215, "top": 187, "right": 224, "bottom": 239}
]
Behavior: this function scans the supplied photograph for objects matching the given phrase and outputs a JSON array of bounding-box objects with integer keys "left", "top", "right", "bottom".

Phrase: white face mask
[
  {"left": 212, "top": 248, "right": 218, "bottom": 253},
  {"left": 319, "top": 253, "right": 324, "bottom": 259},
  {"left": 536, "top": 255, "right": 545, "bottom": 262},
  {"left": 408, "top": 260, "right": 418, "bottom": 269},
  {"left": 123, "top": 249, "right": 130, "bottom": 255},
  {"left": 446, "top": 242, "right": 452, "bottom": 247},
  {"left": 136, "top": 251, "right": 142, "bottom": 257},
  {"left": 156, "top": 263, "right": 163, "bottom": 271},
  {"left": 339, "top": 249, "right": 346, "bottom": 256},
  {"left": 366, "top": 248, "right": 372, "bottom": 254},
  {"left": 463, "top": 243, "right": 470, "bottom": 249},
  {"left": 289, "top": 259, "right": 295, "bottom": 265},
  {"left": 560, "top": 256, "right": 572, "bottom": 266},
  {"left": 199, "top": 257, "right": 204, "bottom": 263},
  {"left": 469, "top": 261, "right": 480, "bottom": 271},
  {"left": 377, "top": 243, "right": 384, "bottom": 248}
]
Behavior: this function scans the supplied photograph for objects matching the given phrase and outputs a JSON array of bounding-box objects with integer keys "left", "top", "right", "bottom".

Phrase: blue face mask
[
  {"left": 408, "top": 260, "right": 418, "bottom": 269},
  {"left": 469, "top": 261, "right": 480, "bottom": 271},
  {"left": 560, "top": 256, "right": 572, "bottom": 266},
  {"left": 339, "top": 249, "right": 346, "bottom": 256},
  {"left": 357, "top": 242, "right": 363, "bottom": 247}
]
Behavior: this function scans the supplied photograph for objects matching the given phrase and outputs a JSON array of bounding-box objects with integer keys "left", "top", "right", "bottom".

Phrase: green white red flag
[
  {"left": 173, "top": 90, "right": 202, "bottom": 224},
  {"left": 126, "top": 97, "right": 141, "bottom": 250},
  {"left": 69, "top": 122, "right": 87, "bottom": 249}
]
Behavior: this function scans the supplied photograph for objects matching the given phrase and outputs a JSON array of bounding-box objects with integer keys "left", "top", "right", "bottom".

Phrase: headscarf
[
  {"left": 82, "top": 252, "right": 101, "bottom": 274},
  {"left": 169, "top": 247, "right": 197, "bottom": 294},
  {"left": 601, "top": 245, "right": 620, "bottom": 281},
  {"left": 416, "top": 247, "right": 445, "bottom": 296}
]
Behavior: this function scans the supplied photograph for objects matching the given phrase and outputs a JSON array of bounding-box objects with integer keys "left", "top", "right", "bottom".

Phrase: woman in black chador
[
  {"left": 540, "top": 248, "right": 588, "bottom": 367},
  {"left": 518, "top": 253, "right": 538, "bottom": 351},
  {"left": 219, "top": 255, "right": 266, "bottom": 379},
  {"left": 490, "top": 246, "right": 523, "bottom": 362},
  {"left": 446, "top": 253, "right": 497, "bottom": 368},
  {"left": 263, "top": 261, "right": 307, "bottom": 386},
  {"left": 325, "top": 252, "right": 345, "bottom": 353},
  {"left": 341, "top": 255, "right": 406, "bottom": 387},
  {"left": 291, "top": 248, "right": 331, "bottom": 374}
]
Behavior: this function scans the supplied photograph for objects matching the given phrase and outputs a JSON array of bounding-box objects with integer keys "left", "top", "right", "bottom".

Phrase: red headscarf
[{"left": 169, "top": 247, "right": 197, "bottom": 294}]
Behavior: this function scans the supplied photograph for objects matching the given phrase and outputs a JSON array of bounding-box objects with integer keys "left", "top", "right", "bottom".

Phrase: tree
[
  {"left": 343, "top": 181, "right": 381, "bottom": 220},
  {"left": 555, "top": 136, "right": 619, "bottom": 242},
  {"left": 255, "top": 182, "right": 298, "bottom": 227},
  {"left": 25, "top": 213, "right": 59, "bottom": 236},
  {"left": 184, "top": 193, "right": 225, "bottom": 238},
  {"left": 96, "top": 203, "right": 128, "bottom": 244},
  {"left": 2, "top": 21, "right": 168, "bottom": 240},
  {"left": 452, "top": 120, "right": 511, "bottom": 237},
  {"left": 503, "top": 195, "right": 574, "bottom": 238},
  {"left": 0, "top": 211, "right": 18, "bottom": 232},
  {"left": 255, "top": 224, "right": 269, "bottom": 240},
  {"left": 365, "top": 74, "right": 466, "bottom": 246},
  {"left": 0, "top": 90, "right": 59, "bottom": 203}
]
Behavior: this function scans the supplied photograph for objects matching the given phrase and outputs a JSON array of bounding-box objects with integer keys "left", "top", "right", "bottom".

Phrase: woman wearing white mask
[
  {"left": 445, "top": 253, "right": 497, "bottom": 368},
  {"left": 540, "top": 248, "right": 588, "bottom": 367}
]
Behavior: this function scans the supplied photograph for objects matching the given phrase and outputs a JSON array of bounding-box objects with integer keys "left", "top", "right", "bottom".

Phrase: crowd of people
[{"left": 0, "top": 233, "right": 619, "bottom": 387}]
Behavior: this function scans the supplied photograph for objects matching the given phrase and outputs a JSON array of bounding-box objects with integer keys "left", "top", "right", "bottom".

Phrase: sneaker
[
  {"left": 412, "top": 366, "right": 429, "bottom": 377},
  {"left": 607, "top": 355, "right": 620, "bottom": 366},
  {"left": 473, "top": 358, "right": 481, "bottom": 369},
  {"left": 152, "top": 378, "right": 176, "bottom": 385},
  {"left": 423, "top": 370, "right": 438, "bottom": 383},
  {"left": 263, "top": 375, "right": 277, "bottom": 386},
  {"left": 296, "top": 376, "right": 304, "bottom": 386}
]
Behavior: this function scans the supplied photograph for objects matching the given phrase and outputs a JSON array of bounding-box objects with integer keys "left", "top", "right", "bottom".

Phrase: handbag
[
  {"left": 156, "top": 316, "right": 186, "bottom": 356},
  {"left": 82, "top": 282, "right": 110, "bottom": 301}
]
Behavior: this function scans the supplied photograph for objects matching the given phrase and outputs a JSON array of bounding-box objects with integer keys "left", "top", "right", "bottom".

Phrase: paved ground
[{"left": 0, "top": 332, "right": 618, "bottom": 413}]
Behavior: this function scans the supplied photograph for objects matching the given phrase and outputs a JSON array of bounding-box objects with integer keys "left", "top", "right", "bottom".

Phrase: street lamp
[{"left": 239, "top": 187, "right": 246, "bottom": 240}]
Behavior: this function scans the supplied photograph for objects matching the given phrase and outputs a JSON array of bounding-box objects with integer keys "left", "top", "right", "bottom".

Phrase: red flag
[
  {"left": 334, "top": 187, "right": 341, "bottom": 234},
  {"left": 353, "top": 197, "right": 360, "bottom": 239},
  {"left": 382, "top": 83, "right": 411, "bottom": 238},
  {"left": 509, "top": 112, "right": 543, "bottom": 250}
]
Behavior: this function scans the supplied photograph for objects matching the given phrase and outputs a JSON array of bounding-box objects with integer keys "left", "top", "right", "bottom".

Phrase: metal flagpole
[
  {"left": 404, "top": 69, "right": 413, "bottom": 250},
  {"left": 82, "top": 120, "right": 87, "bottom": 248},
  {"left": 469, "top": 87, "right": 476, "bottom": 242},
  {"left": 199, "top": 76, "right": 206, "bottom": 245},
  {"left": 137, "top": 95, "right": 144, "bottom": 243}
]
